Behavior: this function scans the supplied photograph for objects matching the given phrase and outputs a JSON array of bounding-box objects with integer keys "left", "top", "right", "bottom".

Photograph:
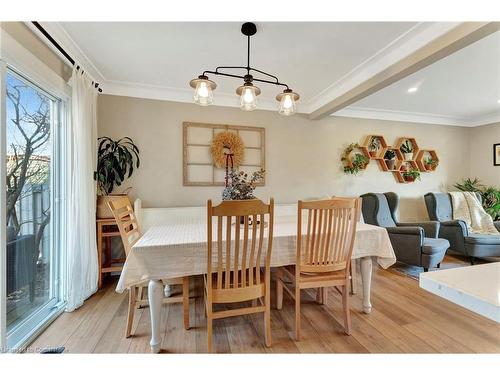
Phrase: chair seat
[
  {"left": 422, "top": 237, "right": 450, "bottom": 255},
  {"left": 465, "top": 234, "right": 500, "bottom": 245},
  {"left": 283, "top": 265, "right": 347, "bottom": 283}
]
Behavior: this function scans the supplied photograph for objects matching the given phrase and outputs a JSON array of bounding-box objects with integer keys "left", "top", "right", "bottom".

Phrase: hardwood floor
[{"left": 30, "top": 256, "right": 500, "bottom": 353}]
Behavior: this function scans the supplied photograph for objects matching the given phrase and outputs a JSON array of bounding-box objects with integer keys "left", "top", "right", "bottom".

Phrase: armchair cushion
[
  {"left": 423, "top": 238, "right": 450, "bottom": 255},
  {"left": 398, "top": 221, "right": 440, "bottom": 238},
  {"left": 464, "top": 234, "right": 500, "bottom": 245},
  {"left": 386, "top": 226, "right": 423, "bottom": 236}
]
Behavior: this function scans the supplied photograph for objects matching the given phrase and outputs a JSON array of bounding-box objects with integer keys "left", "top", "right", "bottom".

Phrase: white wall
[
  {"left": 468, "top": 122, "right": 500, "bottom": 186},
  {"left": 97, "top": 94, "right": 476, "bottom": 221}
]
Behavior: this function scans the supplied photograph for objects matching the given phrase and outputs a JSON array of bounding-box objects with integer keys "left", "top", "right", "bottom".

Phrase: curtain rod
[{"left": 32, "top": 21, "right": 102, "bottom": 93}]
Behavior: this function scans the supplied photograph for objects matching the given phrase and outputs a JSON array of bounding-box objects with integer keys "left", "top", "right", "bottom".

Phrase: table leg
[
  {"left": 148, "top": 279, "right": 163, "bottom": 353},
  {"left": 97, "top": 223, "right": 103, "bottom": 289},
  {"left": 360, "top": 256, "right": 373, "bottom": 314}
]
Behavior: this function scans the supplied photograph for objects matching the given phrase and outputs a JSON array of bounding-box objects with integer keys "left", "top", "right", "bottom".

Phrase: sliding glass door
[{"left": 4, "top": 68, "right": 65, "bottom": 350}]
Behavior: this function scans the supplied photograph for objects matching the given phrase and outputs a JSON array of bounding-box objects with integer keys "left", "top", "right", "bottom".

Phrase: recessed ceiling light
[{"left": 407, "top": 87, "right": 418, "bottom": 94}]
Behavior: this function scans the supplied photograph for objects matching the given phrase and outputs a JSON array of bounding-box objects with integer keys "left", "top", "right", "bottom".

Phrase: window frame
[{"left": 0, "top": 29, "right": 70, "bottom": 350}]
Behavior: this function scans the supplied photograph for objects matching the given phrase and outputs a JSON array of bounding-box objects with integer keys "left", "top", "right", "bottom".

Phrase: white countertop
[{"left": 420, "top": 262, "right": 500, "bottom": 322}]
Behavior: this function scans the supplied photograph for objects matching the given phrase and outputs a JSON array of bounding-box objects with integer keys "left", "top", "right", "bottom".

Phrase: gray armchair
[
  {"left": 361, "top": 192, "right": 449, "bottom": 271},
  {"left": 424, "top": 192, "right": 500, "bottom": 264}
]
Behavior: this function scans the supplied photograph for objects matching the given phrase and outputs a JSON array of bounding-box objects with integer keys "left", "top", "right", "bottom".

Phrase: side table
[{"left": 96, "top": 218, "right": 125, "bottom": 289}]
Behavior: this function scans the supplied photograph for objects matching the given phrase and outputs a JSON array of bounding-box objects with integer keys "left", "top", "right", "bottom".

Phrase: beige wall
[
  {"left": 0, "top": 22, "right": 71, "bottom": 81},
  {"left": 468, "top": 122, "right": 500, "bottom": 186},
  {"left": 98, "top": 94, "right": 474, "bottom": 221}
]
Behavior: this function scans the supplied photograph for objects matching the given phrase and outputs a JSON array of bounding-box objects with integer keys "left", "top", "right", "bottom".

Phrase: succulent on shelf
[
  {"left": 368, "top": 137, "right": 381, "bottom": 156},
  {"left": 384, "top": 149, "right": 396, "bottom": 160},
  {"left": 400, "top": 140, "right": 414, "bottom": 154},
  {"left": 424, "top": 156, "right": 438, "bottom": 170}
]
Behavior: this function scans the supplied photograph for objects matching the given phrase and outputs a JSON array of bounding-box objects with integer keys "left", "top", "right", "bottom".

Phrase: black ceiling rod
[{"left": 32, "top": 21, "right": 102, "bottom": 93}]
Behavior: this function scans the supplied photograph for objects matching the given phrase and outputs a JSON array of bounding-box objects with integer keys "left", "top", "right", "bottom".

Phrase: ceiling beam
[{"left": 308, "top": 22, "right": 500, "bottom": 120}]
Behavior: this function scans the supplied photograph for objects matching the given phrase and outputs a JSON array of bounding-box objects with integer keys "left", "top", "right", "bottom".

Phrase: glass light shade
[
  {"left": 239, "top": 85, "right": 258, "bottom": 111},
  {"left": 189, "top": 76, "right": 216, "bottom": 106},
  {"left": 276, "top": 90, "right": 300, "bottom": 116},
  {"left": 194, "top": 81, "right": 213, "bottom": 106}
]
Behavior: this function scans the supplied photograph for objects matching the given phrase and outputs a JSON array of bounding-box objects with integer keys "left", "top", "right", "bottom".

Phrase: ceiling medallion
[{"left": 189, "top": 22, "right": 300, "bottom": 115}]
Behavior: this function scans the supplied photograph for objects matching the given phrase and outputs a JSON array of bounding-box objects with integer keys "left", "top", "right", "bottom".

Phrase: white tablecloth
[{"left": 116, "top": 216, "right": 395, "bottom": 293}]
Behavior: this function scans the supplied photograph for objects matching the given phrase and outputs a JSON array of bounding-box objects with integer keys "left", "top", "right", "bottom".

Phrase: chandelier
[{"left": 189, "top": 22, "right": 300, "bottom": 116}]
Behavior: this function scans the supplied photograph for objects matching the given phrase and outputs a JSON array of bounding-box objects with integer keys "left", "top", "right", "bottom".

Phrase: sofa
[
  {"left": 424, "top": 192, "right": 500, "bottom": 264},
  {"left": 361, "top": 192, "right": 449, "bottom": 271}
]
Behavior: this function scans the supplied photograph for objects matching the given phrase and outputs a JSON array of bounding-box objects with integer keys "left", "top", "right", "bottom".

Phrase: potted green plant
[
  {"left": 95, "top": 137, "right": 140, "bottom": 218},
  {"left": 384, "top": 149, "right": 397, "bottom": 170},
  {"left": 368, "top": 137, "right": 381, "bottom": 157},
  {"left": 400, "top": 140, "right": 414, "bottom": 161},
  {"left": 341, "top": 143, "right": 369, "bottom": 175},
  {"left": 424, "top": 156, "right": 438, "bottom": 171},
  {"left": 402, "top": 168, "right": 421, "bottom": 183}
]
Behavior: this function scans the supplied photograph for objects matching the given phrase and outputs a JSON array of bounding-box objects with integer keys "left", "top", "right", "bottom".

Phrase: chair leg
[
  {"left": 183, "top": 277, "right": 190, "bottom": 330},
  {"left": 423, "top": 267, "right": 429, "bottom": 272},
  {"left": 276, "top": 268, "right": 283, "bottom": 310},
  {"left": 125, "top": 286, "right": 137, "bottom": 338},
  {"left": 295, "top": 285, "right": 301, "bottom": 341},
  {"left": 207, "top": 303, "right": 213, "bottom": 353},
  {"left": 437, "top": 263, "right": 441, "bottom": 269},
  {"left": 264, "top": 271, "right": 272, "bottom": 347},
  {"left": 316, "top": 288, "right": 323, "bottom": 304},
  {"left": 469, "top": 256, "right": 475, "bottom": 265},
  {"left": 350, "top": 259, "right": 357, "bottom": 295},
  {"left": 342, "top": 285, "right": 351, "bottom": 335}
]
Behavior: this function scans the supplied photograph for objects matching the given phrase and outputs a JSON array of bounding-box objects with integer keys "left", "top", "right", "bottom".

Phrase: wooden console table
[{"left": 96, "top": 218, "right": 126, "bottom": 289}]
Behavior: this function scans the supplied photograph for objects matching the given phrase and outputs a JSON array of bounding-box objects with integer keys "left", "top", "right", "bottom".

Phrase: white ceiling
[
  {"left": 56, "top": 21, "right": 418, "bottom": 106},
  {"left": 35, "top": 22, "right": 499, "bottom": 126},
  {"left": 337, "top": 30, "right": 500, "bottom": 126}
]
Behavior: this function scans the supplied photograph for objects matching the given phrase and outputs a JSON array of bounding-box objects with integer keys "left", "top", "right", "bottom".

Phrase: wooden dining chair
[
  {"left": 276, "top": 197, "right": 360, "bottom": 340},
  {"left": 108, "top": 196, "right": 190, "bottom": 338},
  {"left": 205, "top": 198, "right": 274, "bottom": 352}
]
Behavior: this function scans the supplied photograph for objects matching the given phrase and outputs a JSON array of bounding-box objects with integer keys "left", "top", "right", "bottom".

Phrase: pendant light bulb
[
  {"left": 189, "top": 75, "right": 216, "bottom": 106},
  {"left": 236, "top": 83, "right": 261, "bottom": 111},
  {"left": 276, "top": 89, "right": 300, "bottom": 116}
]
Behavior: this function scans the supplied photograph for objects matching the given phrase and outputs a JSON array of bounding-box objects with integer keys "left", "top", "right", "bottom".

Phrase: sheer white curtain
[{"left": 66, "top": 67, "right": 98, "bottom": 311}]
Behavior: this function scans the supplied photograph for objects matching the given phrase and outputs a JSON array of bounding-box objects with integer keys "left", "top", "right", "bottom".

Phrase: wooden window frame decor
[
  {"left": 183, "top": 122, "right": 266, "bottom": 186},
  {"left": 494, "top": 143, "right": 500, "bottom": 166}
]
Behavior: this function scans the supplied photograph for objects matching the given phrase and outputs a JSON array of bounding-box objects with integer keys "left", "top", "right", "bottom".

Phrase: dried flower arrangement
[{"left": 222, "top": 169, "right": 265, "bottom": 200}]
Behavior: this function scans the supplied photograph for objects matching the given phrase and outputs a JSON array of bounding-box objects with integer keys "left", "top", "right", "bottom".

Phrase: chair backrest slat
[
  {"left": 108, "top": 196, "right": 141, "bottom": 257},
  {"left": 297, "top": 197, "right": 360, "bottom": 274},
  {"left": 207, "top": 199, "right": 274, "bottom": 291}
]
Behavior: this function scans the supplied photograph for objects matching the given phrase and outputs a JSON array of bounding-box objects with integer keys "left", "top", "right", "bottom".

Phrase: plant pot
[
  {"left": 400, "top": 164, "right": 408, "bottom": 172},
  {"left": 385, "top": 159, "right": 396, "bottom": 170},
  {"left": 96, "top": 194, "right": 128, "bottom": 219},
  {"left": 403, "top": 175, "right": 415, "bottom": 182},
  {"left": 369, "top": 151, "right": 378, "bottom": 157},
  {"left": 425, "top": 164, "right": 432, "bottom": 171},
  {"left": 404, "top": 152, "right": 413, "bottom": 161}
]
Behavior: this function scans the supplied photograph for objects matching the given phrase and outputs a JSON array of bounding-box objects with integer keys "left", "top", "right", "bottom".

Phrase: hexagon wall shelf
[
  {"left": 395, "top": 137, "right": 420, "bottom": 163},
  {"left": 343, "top": 144, "right": 369, "bottom": 172},
  {"left": 416, "top": 149, "right": 439, "bottom": 172},
  {"left": 361, "top": 135, "right": 388, "bottom": 160},
  {"left": 342, "top": 134, "right": 439, "bottom": 183},
  {"left": 379, "top": 147, "right": 404, "bottom": 172}
]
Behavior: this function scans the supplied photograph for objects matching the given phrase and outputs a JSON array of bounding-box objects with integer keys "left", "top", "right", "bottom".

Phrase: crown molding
[
  {"left": 25, "top": 21, "right": 106, "bottom": 82},
  {"left": 104, "top": 79, "right": 280, "bottom": 111},
  {"left": 334, "top": 106, "right": 500, "bottom": 127}
]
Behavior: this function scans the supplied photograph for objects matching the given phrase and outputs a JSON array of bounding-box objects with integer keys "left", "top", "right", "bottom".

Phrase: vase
[
  {"left": 385, "top": 159, "right": 396, "bottom": 170},
  {"left": 404, "top": 152, "right": 413, "bottom": 161}
]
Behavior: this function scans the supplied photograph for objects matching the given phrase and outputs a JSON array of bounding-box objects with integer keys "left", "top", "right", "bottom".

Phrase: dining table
[{"left": 116, "top": 211, "right": 396, "bottom": 353}]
